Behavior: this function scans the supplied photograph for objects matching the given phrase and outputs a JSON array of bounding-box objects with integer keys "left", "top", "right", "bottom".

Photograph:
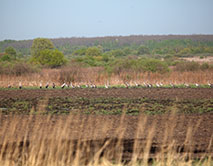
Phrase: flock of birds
[{"left": 6, "top": 81, "right": 213, "bottom": 89}]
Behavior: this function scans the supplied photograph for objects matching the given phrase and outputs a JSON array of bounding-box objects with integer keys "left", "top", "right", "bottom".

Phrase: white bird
[
  {"left": 124, "top": 82, "right": 130, "bottom": 88},
  {"left": 156, "top": 83, "right": 160, "bottom": 88},
  {"left": 184, "top": 83, "right": 189, "bottom": 87},
  {"left": 134, "top": 81, "right": 140, "bottom": 87},
  {"left": 19, "top": 82, "right": 22, "bottom": 89},
  {"left": 39, "top": 82, "right": 42, "bottom": 89},
  {"left": 143, "top": 82, "right": 147, "bottom": 87},
  {"left": 105, "top": 81, "right": 110, "bottom": 89},
  {"left": 61, "top": 83, "right": 66, "bottom": 89},
  {"left": 207, "top": 82, "right": 213, "bottom": 88},
  {"left": 105, "top": 84, "right": 109, "bottom": 89},
  {"left": 195, "top": 83, "right": 199, "bottom": 87}
]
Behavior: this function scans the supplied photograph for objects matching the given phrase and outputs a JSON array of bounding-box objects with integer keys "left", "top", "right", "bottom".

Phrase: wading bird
[
  {"left": 156, "top": 83, "right": 160, "bottom": 88},
  {"left": 134, "top": 82, "right": 140, "bottom": 87},
  {"left": 19, "top": 82, "right": 22, "bottom": 89},
  {"left": 39, "top": 82, "right": 42, "bottom": 89},
  {"left": 52, "top": 83, "right": 56, "bottom": 88},
  {"left": 208, "top": 82, "right": 213, "bottom": 88},
  {"left": 184, "top": 83, "right": 189, "bottom": 87},
  {"left": 170, "top": 83, "right": 174, "bottom": 88},
  {"left": 148, "top": 83, "right": 152, "bottom": 88},
  {"left": 124, "top": 82, "right": 130, "bottom": 88},
  {"left": 105, "top": 84, "right": 109, "bottom": 89},
  {"left": 45, "top": 82, "right": 49, "bottom": 89},
  {"left": 207, "top": 82, "right": 213, "bottom": 88},
  {"left": 92, "top": 84, "right": 97, "bottom": 88},
  {"left": 61, "top": 83, "right": 66, "bottom": 89},
  {"left": 70, "top": 82, "right": 75, "bottom": 88},
  {"left": 105, "top": 81, "right": 110, "bottom": 89}
]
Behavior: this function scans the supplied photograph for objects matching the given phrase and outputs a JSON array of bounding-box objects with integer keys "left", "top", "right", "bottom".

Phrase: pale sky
[{"left": 0, "top": 0, "right": 213, "bottom": 40}]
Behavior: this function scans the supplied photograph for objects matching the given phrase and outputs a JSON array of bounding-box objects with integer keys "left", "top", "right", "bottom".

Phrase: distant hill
[{"left": 1, "top": 35, "right": 213, "bottom": 56}]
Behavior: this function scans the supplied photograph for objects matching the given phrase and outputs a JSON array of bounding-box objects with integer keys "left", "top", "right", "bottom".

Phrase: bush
[
  {"left": 108, "top": 58, "right": 169, "bottom": 74},
  {"left": 0, "top": 62, "right": 37, "bottom": 76},
  {"left": 200, "top": 63, "right": 209, "bottom": 70},
  {"left": 175, "top": 61, "right": 200, "bottom": 72},
  {"left": 85, "top": 47, "right": 102, "bottom": 57},
  {"left": 109, "top": 49, "right": 126, "bottom": 57},
  {"left": 137, "top": 45, "right": 150, "bottom": 55},
  {"left": 0, "top": 54, "right": 12, "bottom": 61},
  {"left": 32, "top": 49, "right": 67, "bottom": 68},
  {"left": 141, "top": 58, "right": 169, "bottom": 73},
  {"left": 30, "top": 38, "right": 66, "bottom": 68}
]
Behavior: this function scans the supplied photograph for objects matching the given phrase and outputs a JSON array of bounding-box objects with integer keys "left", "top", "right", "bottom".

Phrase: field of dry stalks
[
  {"left": 0, "top": 113, "right": 212, "bottom": 166},
  {"left": 0, "top": 68, "right": 213, "bottom": 87}
]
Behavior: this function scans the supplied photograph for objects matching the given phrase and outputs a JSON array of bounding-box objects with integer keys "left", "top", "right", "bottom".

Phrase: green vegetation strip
[{"left": 0, "top": 97, "right": 213, "bottom": 115}]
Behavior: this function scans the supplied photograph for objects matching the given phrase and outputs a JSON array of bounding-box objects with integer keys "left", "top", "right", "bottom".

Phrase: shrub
[
  {"left": 30, "top": 38, "right": 66, "bottom": 68},
  {"left": 0, "top": 62, "right": 37, "bottom": 76},
  {"left": 85, "top": 47, "right": 102, "bottom": 57},
  {"left": 175, "top": 61, "right": 200, "bottom": 72},
  {"left": 141, "top": 58, "right": 169, "bottom": 73},
  {"left": 200, "top": 63, "right": 209, "bottom": 70},
  {"left": 32, "top": 49, "right": 67, "bottom": 68},
  {"left": 0, "top": 54, "right": 12, "bottom": 61},
  {"left": 137, "top": 45, "right": 150, "bottom": 55},
  {"left": 108, "top": 58, "right": 169, "bottom": 74},
  {"left": 110, "top": 49, "right": 126, "bottom": 57}
]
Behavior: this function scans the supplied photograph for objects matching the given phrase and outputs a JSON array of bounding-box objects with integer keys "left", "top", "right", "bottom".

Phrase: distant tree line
[
  {"left": 1, "top": 35, "right": 213, "bottom": 56},
  {"left": 0, "top": 35, "right": 213, "bottom": 76}
]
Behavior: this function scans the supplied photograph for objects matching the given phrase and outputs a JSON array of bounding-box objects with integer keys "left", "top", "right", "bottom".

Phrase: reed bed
[
  {"left": 0, "top": 113, "right": 212, "bottom": 166},
  {"left": 0, "top": 68, "right": 213, "bottom": 87}
]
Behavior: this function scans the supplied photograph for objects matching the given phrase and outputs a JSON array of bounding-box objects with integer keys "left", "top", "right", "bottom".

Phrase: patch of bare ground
[
  {"left": 181, "top": 56, "right": 213, "bottom": 63},
  {"left": 0, "top": 88, "right": 213, "bottom": 100}
]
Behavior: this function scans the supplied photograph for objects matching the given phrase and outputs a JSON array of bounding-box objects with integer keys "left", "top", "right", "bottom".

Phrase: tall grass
[
  {"left": 0, "top": 67, "right": 213, "bottom": 87},
  {"left": 0, "top": 113, "right": 212, "bottom": 166}
]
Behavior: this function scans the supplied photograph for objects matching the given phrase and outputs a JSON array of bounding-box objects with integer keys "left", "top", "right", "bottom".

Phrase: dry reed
[
  {"left": 0, "top": 68, "right": 213, "bottom": 87},
  {"left": 0, "top": 112, "right": 212, "bottom": 166}
]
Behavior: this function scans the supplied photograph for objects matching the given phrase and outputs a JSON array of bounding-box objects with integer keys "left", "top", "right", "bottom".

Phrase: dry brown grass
[
  {"left": 0, "top": 67, "right": 213, "bottom": 87},
  {"left": 0, "top": 113, "right": 212, "bottom": 166}
]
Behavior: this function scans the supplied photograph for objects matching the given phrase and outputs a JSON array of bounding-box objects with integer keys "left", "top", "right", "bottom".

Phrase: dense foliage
[{"left": 30, "top": 38, "right": 66, "bottom": 67}]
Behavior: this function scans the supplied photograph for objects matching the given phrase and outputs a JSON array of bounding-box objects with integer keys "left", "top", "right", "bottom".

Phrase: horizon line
[{"left": 1, "top": 33, "right": 213, "bottom": 42}]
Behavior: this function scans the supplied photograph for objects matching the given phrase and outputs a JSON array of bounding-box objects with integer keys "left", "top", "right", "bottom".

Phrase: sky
[{"left": 0, "top": 0, "right": 213, "bottom": 41}]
